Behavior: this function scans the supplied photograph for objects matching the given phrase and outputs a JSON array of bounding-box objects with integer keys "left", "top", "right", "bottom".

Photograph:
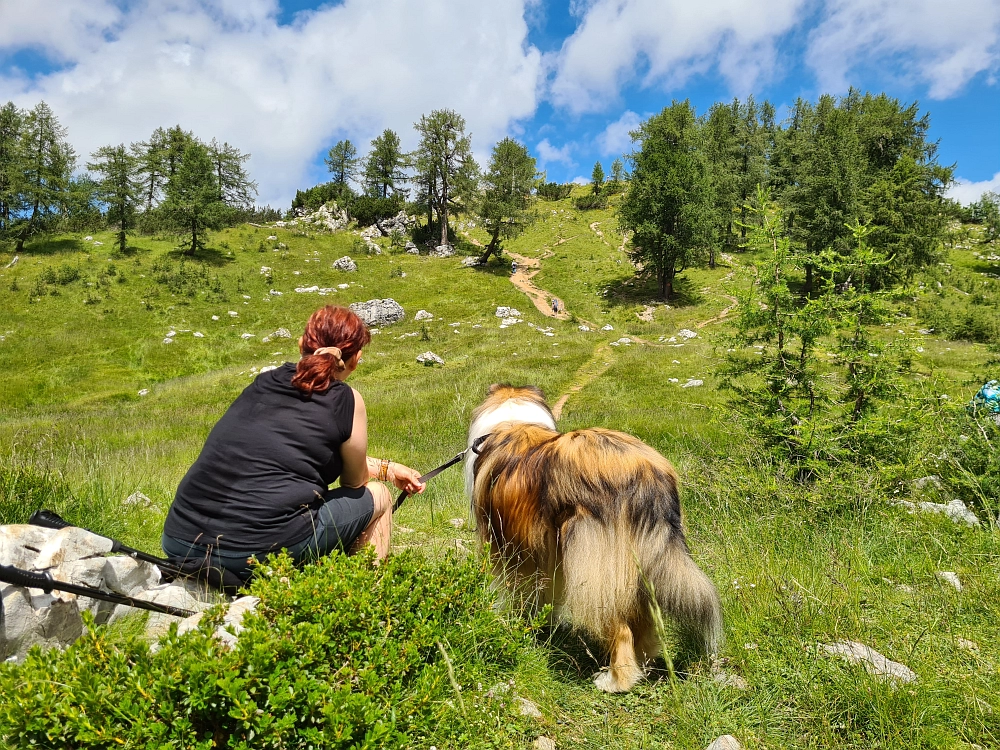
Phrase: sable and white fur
[{"left": 467, "top": 384, "right": 722, "bottom": 693}]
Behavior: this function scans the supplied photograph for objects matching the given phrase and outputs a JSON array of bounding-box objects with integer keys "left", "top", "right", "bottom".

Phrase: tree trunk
[
  {"left": 16, "top": 201, "right": 39, "bottom": 253},
  {"left": 805, "top": 263, "right": 813, "bottom": 294},
  {"left": 189, "top": 216, "right": 197, "bottom": 255},
  {"left": 439, "top": 202, "right": 449, "bottom": 247},
  {"left": 709, "top": 245, "right": 716, "bottom": 269},
  {"left": 479, "top": 229, "right": 501, "bottom": 263}
]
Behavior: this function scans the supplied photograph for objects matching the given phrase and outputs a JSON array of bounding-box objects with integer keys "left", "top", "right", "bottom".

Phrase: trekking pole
[
  {"left": 0, "top": 564, "right": 197, "bottom": 618},
  {"left": 29, "top": 509, "right": 181, "bottom": 574}
]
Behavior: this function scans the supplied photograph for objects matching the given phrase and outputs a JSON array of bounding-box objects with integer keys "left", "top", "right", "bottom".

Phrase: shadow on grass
[
  {"left": 472, "top": 256, "right": 516, "bottom": 280},
  {"left": 600, "top": 274, "right": 705, "bottom": 309},
  {"left": 23, "top": 237, "right": 87, "bottom": 256},
  {"left": 165, "top": 246, "right": 234, "bottom": 267}
]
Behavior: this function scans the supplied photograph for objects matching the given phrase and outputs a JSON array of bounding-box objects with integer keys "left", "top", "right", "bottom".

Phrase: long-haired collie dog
[{"left": 466, "top": 384, "right": 722, "bottom": 693}]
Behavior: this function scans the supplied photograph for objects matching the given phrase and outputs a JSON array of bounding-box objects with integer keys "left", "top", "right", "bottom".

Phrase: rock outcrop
[{"left": 349, "top": 299, "right": 405, "bottom": 327}]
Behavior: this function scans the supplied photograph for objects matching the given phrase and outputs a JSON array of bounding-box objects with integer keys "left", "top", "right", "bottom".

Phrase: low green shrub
[
  {"left": 0, "top": 550, "right": 537, "bottom": 749},
  {"left": 536, "top": 182, "right": 572, "bottom": 201},
  {"left": 573, "top": 193, "right": 607, "bottom": 211}
]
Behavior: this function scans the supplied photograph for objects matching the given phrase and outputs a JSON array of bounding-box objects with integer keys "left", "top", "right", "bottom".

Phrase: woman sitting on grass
[{"left": 162, "top": 304, "right": 424, "bottom": 584}]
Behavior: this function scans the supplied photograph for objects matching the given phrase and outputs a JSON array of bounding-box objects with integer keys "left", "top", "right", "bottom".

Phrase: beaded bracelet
[{"left": 377, "top": 458, "right": 390, "bottom": 482}]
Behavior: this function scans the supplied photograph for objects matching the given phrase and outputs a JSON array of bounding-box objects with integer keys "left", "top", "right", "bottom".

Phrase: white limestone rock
[
  {"left": 706, "top": 736, "right": 742, "bottom": 750},
  {"left": 414, "top": 309, "right": 434, "bottom": 321},
  {"left": 430, "top": 243, "right": 455, "bottom": 258},
  {"left": 350, "top": 299, "right": 405, "bottom": 327},
  {"left": 895, "top": 497, "right": 980, "bottom": 527},
  {"left": 416, "top": 351, "right": 445, "bottom": 366},
  {"left": 0, "top": 583, "right": 83, "bottom": 661},
  {"left": 103, "top": 556, "right": 161, "bottom": 597},
  {"left": 332, "top": 256, "right": 357, "bottom": 272},
  {"left": 142, "top": 583, "right": 212, "bottom": 640},
  {"left": 33, "top": 527, "right": 114, "bottom": 570},
  {"left": 936, "top": 571, "right": 963, "bottom": 591},
  {"left": 819, "top": 640, "right": 917, "bottom": 683},
  {"left": 496, "top": 306, "right": 522, "bottom": 318}
]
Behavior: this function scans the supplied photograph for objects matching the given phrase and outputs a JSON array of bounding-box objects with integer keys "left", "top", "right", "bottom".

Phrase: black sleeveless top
[{"left": 163, "top": 363, "right": 356, "bottom": 550}]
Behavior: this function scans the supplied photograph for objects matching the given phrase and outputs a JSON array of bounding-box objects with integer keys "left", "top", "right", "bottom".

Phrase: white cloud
[
  {"left": 807, "top": 0, "right": 1000, "bottom": 99},
  {"left": 571, "top": 175, "right": 589, "bottom": 185},
  {"left": 596, "top": 110, "right": 642, "bottom": 157},
  {"left": 550, "top": 0, "right": 806, "bottom": 113},
  {"left": 536, "top": 138, "right": 574, "bottom": 165},
  {"left": 0, "top": 0, "right": 543, "bottom": 207},
  {"left": 947, "top": 171, "right": 1000, "bottom": 206}
]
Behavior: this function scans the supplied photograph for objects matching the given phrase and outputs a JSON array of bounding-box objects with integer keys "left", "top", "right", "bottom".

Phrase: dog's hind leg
[{"left": 593, "top": 622, "right": 645, "bottom": 693}]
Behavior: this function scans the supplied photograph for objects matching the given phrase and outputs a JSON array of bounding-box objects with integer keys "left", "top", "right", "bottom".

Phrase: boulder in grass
[
  {"left": 414, "top": 310, "right": 434, "bottom": 321},
  {"left": 430, "top": 244, "right": 455, "bottom": 258},
  {"left": 332, "top": 256, "right": 357, "bottom": 272},
  {"left": 416, "top": 351, "right": 444, "bottom": 366},
  {"left": 819, "top": 640, "right": 917, "bottom": 684},
  {"left": 350, "top": 299, "right": 405, "bottom": 327}
]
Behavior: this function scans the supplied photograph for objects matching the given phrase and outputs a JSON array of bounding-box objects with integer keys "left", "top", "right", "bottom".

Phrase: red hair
[{"left": 291, "top": 305, "right": 371, "bottom": 395}]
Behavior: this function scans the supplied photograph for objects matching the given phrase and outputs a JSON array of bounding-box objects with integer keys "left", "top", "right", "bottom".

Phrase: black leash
[
  {"left": 29, "top": 509, "right": 182, "bottom": 575},
  {"left": 392, "top": 434, "right": 491, "bottom": 513},
  {"left": 0, "top": 564, "right": 197, "bottom": 618}
]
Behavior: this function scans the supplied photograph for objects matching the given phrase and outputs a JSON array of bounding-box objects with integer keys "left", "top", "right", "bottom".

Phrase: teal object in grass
[{"left": 971, "top": 380, "right": 1000, "bottom": 414}]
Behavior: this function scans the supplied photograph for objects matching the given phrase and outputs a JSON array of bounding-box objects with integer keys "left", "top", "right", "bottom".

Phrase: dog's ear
[{"left": 487, "top": 383, "right": 504, "bottom": 395}]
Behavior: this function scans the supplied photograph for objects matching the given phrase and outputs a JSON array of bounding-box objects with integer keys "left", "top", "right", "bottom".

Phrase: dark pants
[{"left": 162, "top": 485, "right": 375, "bottom": 582}]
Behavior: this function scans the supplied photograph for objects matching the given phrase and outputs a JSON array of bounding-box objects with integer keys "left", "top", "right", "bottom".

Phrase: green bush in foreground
[{"left": 0, "top": 550, "right": 536, "bottom": 749}]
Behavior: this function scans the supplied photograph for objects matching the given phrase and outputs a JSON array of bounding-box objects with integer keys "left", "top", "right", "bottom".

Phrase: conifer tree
[
  {"left": 14, "top": 101, "right": 75, "bottom": 252},
  {"left": 618, "top": 101, "right": 713, "bottom": 300},
  {"left": 160, "top": 141, "right": 225, "bottom": 255},
  {"left": 0, "top": 101, "right": 23, "bottom": 236},
  {"left": 363, "top": 130, "right": 407, "bottom": 199},
  {"left": 591, "top": 161, "right": 605, "bottom": 194},
  {"left": 207, "top": 138, "right": 257, "bottom": 208},
  {"left": 477, "top": 137, "right": 537, "bottom": 263},
  {"left": 609, "top": 157, "right": 627, "bottom": 188},
  {"left": 414, "top": 109, "right": 479, "bottom": 247},
  {"left": 325, "top": 139, "right": 360, "bottom": 187},
  {"left": 130, "top": 127, "right": 169, "bottom": 212},
  {"left": 87, "top": 144, "right": 140, "bottom": 254}
]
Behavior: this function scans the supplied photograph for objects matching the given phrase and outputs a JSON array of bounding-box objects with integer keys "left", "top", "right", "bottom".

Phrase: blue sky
[{"left": 1, "top": 0, "right": 998, "bottom": 207}]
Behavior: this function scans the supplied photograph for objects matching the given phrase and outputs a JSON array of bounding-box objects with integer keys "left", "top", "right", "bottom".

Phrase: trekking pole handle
[
  {"left": 0, "top": 564, "right": 54, "bottom": 593},
  {"left": 27, "top": 509, "right": 73, "bottom": 531}
]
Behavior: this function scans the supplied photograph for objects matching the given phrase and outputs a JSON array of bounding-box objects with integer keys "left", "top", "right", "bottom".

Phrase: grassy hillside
[{"left": 1, "top": 188, "right": 999, "bottom": 748}]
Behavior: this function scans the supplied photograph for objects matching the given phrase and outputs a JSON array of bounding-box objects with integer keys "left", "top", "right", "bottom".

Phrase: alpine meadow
[{"left": 2, "top": 88, "right": 1000, "bottom": 750}]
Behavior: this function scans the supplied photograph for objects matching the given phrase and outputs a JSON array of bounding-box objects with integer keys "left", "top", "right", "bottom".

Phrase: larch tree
[
  {"left": 0, "top": 101, "right": 23, "bottom": 236},
  {"left": 87, "top": 144, "right": 140, "bottom": 254},
  {"left": 131, "top": 127, "right": 169, "bottom": 212},
  {"left": 160, "top": 141, "right": 225, "bottom": 255},
  {"left": 591, "top": 161, "right": 605, "bottom": 194},
  {"left": 325, "top": 139, "right": 360, "bottom": 187},
  {"left": 207, "top": 138, "right": 257, "bottom": 208},
  {"left": 609, "top": 157, "right": 627, "bottom": 189},
  {"left": 477, "top": 137, "right": 537, "bottom": 263},
  {"left": 363, "top": 129, "right": 407, "bottom": 199},
  {"left": 617, "top": 101, "right": 714, "bottom": 300},
  {"left": 413, "top": 109, "right": 479, "bottom": 247},
  {"left": 14, "top": 101, "right": 76, "bottom": 252}
]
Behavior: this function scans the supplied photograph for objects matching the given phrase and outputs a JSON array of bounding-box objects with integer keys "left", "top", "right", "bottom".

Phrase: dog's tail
[{"left": 643, "top": 538, "right": 723, "bottom": 657}]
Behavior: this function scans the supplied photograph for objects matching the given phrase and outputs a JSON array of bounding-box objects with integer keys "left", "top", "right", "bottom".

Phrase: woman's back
[{"left": 164, "top": 363, "right": 355, "bottom": 550}]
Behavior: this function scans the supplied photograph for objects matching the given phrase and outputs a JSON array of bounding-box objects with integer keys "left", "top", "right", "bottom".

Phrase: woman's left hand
[{"left": 389, "top": 463, "right": 425, "bottom": 495}]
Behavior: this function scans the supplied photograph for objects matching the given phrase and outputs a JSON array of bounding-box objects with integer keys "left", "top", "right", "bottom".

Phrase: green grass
[{"left": 1, "top": 205, "right": 999, "bottom": 748}]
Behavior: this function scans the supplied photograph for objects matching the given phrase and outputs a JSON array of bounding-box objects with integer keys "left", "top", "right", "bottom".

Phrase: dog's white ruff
[{"left": 465, "top": 398, "right": 556, "bottom": 498}]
